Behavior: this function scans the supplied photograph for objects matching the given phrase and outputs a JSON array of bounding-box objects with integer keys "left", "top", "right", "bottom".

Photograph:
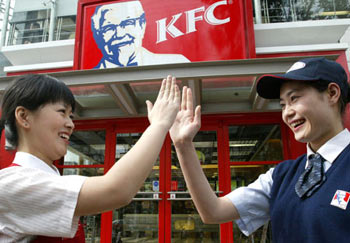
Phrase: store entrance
[
  {"left": 169, "top": 130, "right": 220, "bottom": 242},
  {"left": 110, "top": 129, "right": 221, "bottom": 243},
  {"left": 112, "top": 131, "right": 161, "bottom": 243},
  {"left": 61, "top": 113, "right": 300, "bottom": 243}
]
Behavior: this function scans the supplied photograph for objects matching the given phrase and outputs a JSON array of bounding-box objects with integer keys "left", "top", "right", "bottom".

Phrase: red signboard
[{"left": 74, "top": 0, "right": 255, "bottom": 70}]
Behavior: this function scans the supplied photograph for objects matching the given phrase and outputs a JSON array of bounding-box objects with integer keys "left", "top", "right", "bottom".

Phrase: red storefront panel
[{"left": 74, "top": 0, "right": 256, "bottom": 70}]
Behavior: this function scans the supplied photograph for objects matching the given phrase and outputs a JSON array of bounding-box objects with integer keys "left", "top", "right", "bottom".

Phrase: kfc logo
[
  {"left": 156, "top": 0, "right": 231, "bottom": 43},
  {"left": 77, "top": 0, "right": 255, "bottom": 70},
  {"left": 91, "top": 1, "right": 189, "bottom": 68}
]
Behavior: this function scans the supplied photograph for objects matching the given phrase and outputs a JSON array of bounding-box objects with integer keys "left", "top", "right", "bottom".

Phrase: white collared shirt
[
  {"left": 225, "top": 129, "right": 350, "bottom": 236},
  {"left": 0, "top": 152, "right": 87, "bottom": 243}
]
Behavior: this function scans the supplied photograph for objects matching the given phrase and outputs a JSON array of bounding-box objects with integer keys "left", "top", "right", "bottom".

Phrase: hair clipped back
[{"left": 0, "top": 74, "right": 75, "bottom": 150}]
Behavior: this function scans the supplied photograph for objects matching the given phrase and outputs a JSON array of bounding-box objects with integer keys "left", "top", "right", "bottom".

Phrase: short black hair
[{"left": 0, "top": 74, "right": 75, "bottom": 149}]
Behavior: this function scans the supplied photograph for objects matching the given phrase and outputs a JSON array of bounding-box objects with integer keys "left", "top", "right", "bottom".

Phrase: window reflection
[
  {"left": 258, "top": 0, "right": 350, "bottom": 23},
  {"left": 55, "top": 16, "right": 76, "bottom": 40},
  {"left": 171, "top": 130, "right": 220, "bottom": 242},
  {"left": 112, "top": 200, "right": 159, "bottom": 242},
  {"left": 229, "top": 125, "right": 283, "bottom": 162},
  {"left": 66, "top": 130, "right": 106, "bottom": 165},
  {"left": 8, "top": 10, "right": 49, "bottom": 45}
]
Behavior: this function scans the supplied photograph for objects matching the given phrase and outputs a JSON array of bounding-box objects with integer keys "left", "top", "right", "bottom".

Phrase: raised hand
[
  {"left": 170, "top": 86, "right": 201, "bottom": 146},
  {"left": 146, "top": 75, "right": 180, "bottom": 131}
]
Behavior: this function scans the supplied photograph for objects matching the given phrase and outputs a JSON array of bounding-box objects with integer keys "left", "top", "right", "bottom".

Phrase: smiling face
[
  {"left": 280, "top": 81, "right": 343, "bottom": 151},
  {"left": 19, "top": 101, "right": 75, "bottom": 164},
  {"left": 94, "top": 1, "right": 146, "bottom": 65}
]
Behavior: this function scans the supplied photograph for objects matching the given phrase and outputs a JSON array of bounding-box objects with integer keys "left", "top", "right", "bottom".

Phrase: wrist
[
  {"left": 148, "top": 122, "right": 170, "bottom": 135},
  {"left": 173, "top": 139, "right": 194, "bottom": 149}
]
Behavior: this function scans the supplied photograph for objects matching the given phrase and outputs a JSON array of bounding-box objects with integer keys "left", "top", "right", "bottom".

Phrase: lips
[
  {"left": 59, "top": 132, "right": 70, "bottom": 140},
  {"left": 290, "top": 119, "right": 305, "bottom": 129}
]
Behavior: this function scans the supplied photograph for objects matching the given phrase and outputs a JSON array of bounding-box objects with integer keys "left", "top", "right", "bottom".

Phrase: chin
[{"left": 294, "top": 134, "right": 308, "bottom": 143}]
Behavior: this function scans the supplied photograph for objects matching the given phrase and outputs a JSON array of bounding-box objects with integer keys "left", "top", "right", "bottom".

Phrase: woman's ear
[
  {"left": 327, "top": 83, "right": 341, "bottom": 105},
  {"left": 15, "top": 106, "right": 30, "bottom": 129}
]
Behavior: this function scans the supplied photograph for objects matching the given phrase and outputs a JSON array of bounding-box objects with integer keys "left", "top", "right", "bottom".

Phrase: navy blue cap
[{"left": 256, "top": 57, "right": 349, "bottom": 99}]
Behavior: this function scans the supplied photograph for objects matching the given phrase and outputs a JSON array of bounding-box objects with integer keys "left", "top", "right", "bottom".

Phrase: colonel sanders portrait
[{"left": 91, "top": 1, "right": 190, "bottom": 69}]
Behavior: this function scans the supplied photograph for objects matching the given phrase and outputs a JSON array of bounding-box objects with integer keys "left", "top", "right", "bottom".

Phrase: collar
[
  {"left": 13, "top": 152, "right": 60, "bottom": 175},
  {"left": 306, "top": 129, "right": 350, "bottom": 168}
]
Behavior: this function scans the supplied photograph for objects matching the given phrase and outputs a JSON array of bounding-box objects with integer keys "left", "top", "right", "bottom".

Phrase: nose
[
  {"left": 282, "top": 104, "right": 295, "bottom": 123},
  {"left": 115, "top": 25, "right": 126, "bottom": 38},
  {"left": 66, "top": 117, "right": 75, "bottom": 131}
]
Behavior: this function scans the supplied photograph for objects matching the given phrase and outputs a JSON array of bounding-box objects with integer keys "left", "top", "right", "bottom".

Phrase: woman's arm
[
  {"left": 75, "top": 75, "right": 180, "bottom": 216},
  {"left": 170, "top": 86, "right": 240, "bottom": 224}
]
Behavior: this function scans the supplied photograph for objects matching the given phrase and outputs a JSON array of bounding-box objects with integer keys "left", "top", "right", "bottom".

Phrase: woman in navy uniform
[
  {"left": 169, "top": 57, "right": 350, "bottom": 242},
  {"left": 0, "top": 74, "right": 180, "bottom": 242}
]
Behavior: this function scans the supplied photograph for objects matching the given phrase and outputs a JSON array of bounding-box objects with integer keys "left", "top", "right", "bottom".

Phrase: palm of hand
[
  {"left": 149, "top": 97, "right": 179, "bottom": 130},
  {"left": 170, "top": 109, "right": 199, "bottom": 143}
]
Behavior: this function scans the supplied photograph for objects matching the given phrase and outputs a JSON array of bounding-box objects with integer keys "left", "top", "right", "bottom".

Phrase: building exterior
[{"left": 0, "top": 0, "right": 349, "bottom": 242}]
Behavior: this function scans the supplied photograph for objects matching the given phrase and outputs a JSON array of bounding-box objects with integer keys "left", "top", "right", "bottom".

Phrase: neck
[{"left": 309, "top": 126, "right": 344, "bottom": 152}]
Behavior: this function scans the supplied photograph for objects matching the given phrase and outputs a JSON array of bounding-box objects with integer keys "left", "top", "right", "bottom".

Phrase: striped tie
[{"left": 295, "top": 153, "right": 326, "bottom": 198}]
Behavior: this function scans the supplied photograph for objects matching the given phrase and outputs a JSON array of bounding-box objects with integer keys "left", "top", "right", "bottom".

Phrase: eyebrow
[{"left": 279, "top": 88, "right": 300, "bottom": 102}]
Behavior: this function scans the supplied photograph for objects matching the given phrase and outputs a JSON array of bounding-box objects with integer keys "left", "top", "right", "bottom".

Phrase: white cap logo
[{"left": 286, "top": 62, "right": 306, "bottom": 73}]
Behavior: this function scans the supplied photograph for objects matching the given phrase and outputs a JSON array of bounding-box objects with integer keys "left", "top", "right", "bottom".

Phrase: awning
[{"left": 0, "top": 55, "right": 339, "bottom": 120}]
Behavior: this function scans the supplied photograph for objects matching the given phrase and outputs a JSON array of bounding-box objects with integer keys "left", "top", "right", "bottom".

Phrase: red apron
[{"left": 7, "top": 163, "right": 86, "bottom": 243}]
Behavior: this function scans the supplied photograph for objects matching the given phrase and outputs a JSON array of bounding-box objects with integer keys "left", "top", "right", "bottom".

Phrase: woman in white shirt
[{"left": 0, "top": 73, "right": 180, "bottom": 242}]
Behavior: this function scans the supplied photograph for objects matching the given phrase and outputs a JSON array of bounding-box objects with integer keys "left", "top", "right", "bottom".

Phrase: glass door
[
  {"left": 228, "top": 124, "right": 284, "bottom": 243},
  {"left": 112, "top": 132, "right": 161, "bottom": 243},
  {"left": 62, "top": 129, "right": 106, "bottom": 243},
  {"left": 169, "top": 130, "right": 220, "bottom": 243}
]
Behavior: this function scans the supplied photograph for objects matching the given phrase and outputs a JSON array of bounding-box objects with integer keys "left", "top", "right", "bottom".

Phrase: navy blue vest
[{"left": 270, "top": 144, "right": 350, "bottom": 243}]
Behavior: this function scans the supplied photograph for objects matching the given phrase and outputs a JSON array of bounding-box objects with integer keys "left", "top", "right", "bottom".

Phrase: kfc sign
[
  {"left": 156, "top": 1, "right": 230, "bottom": 43},
  {"left": 75, "top": 0, "right": 255, "bottom": 70}
]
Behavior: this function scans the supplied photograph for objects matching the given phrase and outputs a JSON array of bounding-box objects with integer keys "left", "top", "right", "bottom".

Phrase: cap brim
[
  {"left": 256, "top": 73, "right": 319, "bottom": 99},
  {"left": 256, "top": 75, "right": 289, "bottom": 99}
]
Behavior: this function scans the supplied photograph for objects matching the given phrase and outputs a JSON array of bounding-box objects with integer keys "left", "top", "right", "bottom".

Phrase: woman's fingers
[
  {"left": 181, "top": 86, "right": 187, "bottom": 111},
  {"left": 163, "top": 75, "right": 172, "bottom": 99},
  {"left": 157, "top": 78, "right": 166, "bottom": 100},
  {"left": 174, "top": 84, "right": 180, "bottom": 105},
  {"left": 168, "top": 76, "right": 176, "bottom": 101},
  {"left": 187, "top": 87, "right": 193, "bottom": 112}
]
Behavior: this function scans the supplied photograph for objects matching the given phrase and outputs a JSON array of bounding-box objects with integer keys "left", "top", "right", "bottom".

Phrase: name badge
[{"left": 330, "top": 190, "right": 350, "bottom": 210}]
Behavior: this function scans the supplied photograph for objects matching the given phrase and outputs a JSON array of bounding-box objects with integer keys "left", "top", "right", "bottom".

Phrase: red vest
[{"left": 7, "top": 163, "right": 86, "bottom": 243}]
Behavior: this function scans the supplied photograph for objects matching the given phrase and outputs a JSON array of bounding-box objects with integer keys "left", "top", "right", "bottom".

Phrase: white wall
[
  {"left": 340, "top": 26, "right": 350, "bottom": 71},
  {"left": 13, "top": 0, "right": 78, "bottom": 16}
]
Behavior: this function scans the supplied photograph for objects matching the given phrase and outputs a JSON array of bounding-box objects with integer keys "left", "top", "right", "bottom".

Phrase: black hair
[
  {"left": 0, "top": 74, "right": 75, "bottom": 150},
  {"left": 304, "top": 80, "right": 350, "bottom": 115}
]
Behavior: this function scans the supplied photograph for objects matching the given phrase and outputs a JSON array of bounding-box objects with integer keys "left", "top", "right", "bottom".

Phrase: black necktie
[{"left": 295, "top": 153, "right": 326, "bottom": 198}]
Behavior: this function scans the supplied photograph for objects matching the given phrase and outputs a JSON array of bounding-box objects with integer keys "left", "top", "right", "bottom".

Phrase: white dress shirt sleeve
[
  {"left": 0, "top": 166, "right": 87, "bottom": 239},
  {"left": 224, "top": 167, "right": 274, "bottom": 236}
]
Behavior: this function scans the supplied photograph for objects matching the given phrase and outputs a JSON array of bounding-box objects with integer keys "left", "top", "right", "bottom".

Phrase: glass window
[
  {"left": 112, "top": 132, "right": 160, "bottom": 242},
  {"left": 258, "top": 0, "right": 350, "bottom": 23},
  {"left": 55, "top": 15, "right": 76, "bottom": 40},
  {"left": 65, "top": 130, "right": 106, "bottom": 165},
  {"left": 8, "top": 10, "right": 49, "bottom": 45},
  {"left": 113, "top": 201, "right": 159, "bottom": 242},
  {"left": 81, "top": 214, "right": 102, "bottom": 243},
  {"left": 62, "top": 151, "right": 104, "bottom": 243},
  {"left": 229, "top": 124, "right": 283, "bottom": 162},
  {"left": 171, "top": 130, "right": 220, "bottom": 242}
]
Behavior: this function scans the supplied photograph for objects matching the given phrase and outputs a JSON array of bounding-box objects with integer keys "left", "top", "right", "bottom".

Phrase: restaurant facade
[{"left": 0, "top": 0, "right": 350, "bottom": 242}]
